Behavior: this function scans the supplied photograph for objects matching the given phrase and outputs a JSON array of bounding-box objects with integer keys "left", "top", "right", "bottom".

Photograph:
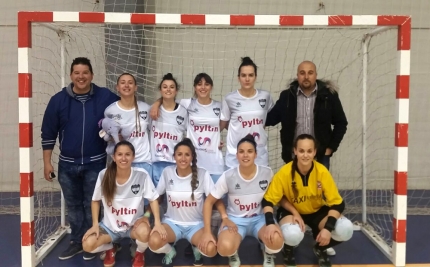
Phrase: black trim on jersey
[
  {"left": 328, "top": 200, "right": 345, "bottom": 213},
  {"left": 262, "top": 197, "right": 275, "bottom": 208},
  {"left": 298, "top": 162, "right": 314, "bottom": 187}
]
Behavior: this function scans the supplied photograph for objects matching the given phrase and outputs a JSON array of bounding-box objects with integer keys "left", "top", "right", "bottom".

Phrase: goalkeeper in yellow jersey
[{"left": 262, "top": 134, "right": 353, "bottom": 267}]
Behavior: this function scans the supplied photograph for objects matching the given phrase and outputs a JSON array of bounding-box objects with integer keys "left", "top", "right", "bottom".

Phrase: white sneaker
[
  {"left": 326, "top": 247, "right": 336, "bottom": 256},
  {"left": 228, "top": 252, "right": 241, "bottom": 267},
  {"left": 263, "top": 252, "right": 275, "bottom": 267}
]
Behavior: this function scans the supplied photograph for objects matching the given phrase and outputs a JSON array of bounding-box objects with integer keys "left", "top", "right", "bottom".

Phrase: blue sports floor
[{"left": 2, "top": 214, "right": 430, "bottom": 267}]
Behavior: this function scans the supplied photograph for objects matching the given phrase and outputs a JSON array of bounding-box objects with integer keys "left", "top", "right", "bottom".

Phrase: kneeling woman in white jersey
[
  {"left": 82, "top": 141, "right": 165, "bottom": 267},
  {"left": 198, "top": 134, "right": 284, "bottom": 267},
  {"left": 148, "top": 138, "right": 217, "bottom": 267}
]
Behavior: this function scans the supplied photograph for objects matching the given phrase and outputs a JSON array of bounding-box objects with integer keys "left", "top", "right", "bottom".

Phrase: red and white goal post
[{"left": 18, "top": 12, "right": 410, "bottom": 267}]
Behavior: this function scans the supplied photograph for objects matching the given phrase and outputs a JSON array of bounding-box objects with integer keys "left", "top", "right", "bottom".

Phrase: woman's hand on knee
[
  {"left": 83, "top": 225, "right": 99, "bottom": 242},
  {"left": 151, "top": 223, "right": 167, "bottom": 240},
  {"left": 264, "top": 224, "right": 282, "bottom": 245},
  {"left": 198, "top": 232, "right": 216, "bottom": 254}
]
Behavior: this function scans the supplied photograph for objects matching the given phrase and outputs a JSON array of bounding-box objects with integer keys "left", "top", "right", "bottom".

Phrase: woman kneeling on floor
[
  {"left": 82, "top": 141, "right": 165, "bottom": 267},
  {"left": 198, "top": 134, "right": 284, "bottom": 267},
  {"left": 262, "top": 134, "right": 353, "bottom": 267}
]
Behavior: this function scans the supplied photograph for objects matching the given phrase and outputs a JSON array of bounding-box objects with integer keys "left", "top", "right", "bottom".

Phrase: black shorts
[{"left": 277, "top": 206, "right": 330, "bottom": 239}]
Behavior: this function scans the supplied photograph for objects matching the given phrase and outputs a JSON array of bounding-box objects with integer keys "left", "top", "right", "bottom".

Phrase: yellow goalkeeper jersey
[{"left": 264, "top": 161, "right": 343, "bottom": 215}]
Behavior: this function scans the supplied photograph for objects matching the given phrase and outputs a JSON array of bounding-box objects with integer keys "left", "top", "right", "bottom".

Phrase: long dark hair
[
  {"left": 290, "top": 134, "right": 317, "bottom": 198},
  {"left": 173, "top": 138, "right": 198, "bottom": 200},
  {"left": 117, "top": 73, "right": 141, "bottom": 133},
  {"left": 238, "top": 56, "right": 258, "bottom": 77},
  {"left": 102, "top": 141, "right": 135, "bottom": 204}
]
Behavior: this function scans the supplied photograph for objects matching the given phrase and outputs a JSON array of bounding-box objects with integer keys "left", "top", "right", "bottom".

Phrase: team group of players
[{"left": 42, "top": 56, "right": 353, "bottom": 267}]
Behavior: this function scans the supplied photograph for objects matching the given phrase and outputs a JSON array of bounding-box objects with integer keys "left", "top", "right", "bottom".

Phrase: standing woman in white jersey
[
  {"left": 104, "top": 73, "right": 152, "bottom": 176},
  {"left": 198, "top": 134, "right": 284, "bottom": 267},
  {"left": 150, "top": 73, "right": 188, "bottom": 187},
  {"left": 148, "top": 138, "right": 218, "bottom": 267},
  {"left": 150, "top": 73, "right": 224, "bottom": 183},
  {"left": 220, "top": 57, "right": 275, "bottom": 169},
  {"left": 82, "top": 141, "right": 165, "bottom": 267}
]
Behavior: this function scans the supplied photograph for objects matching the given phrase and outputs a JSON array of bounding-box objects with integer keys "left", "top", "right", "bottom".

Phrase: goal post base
[{"left": 35, "top": 226, "right": 68, "bottom": 265}]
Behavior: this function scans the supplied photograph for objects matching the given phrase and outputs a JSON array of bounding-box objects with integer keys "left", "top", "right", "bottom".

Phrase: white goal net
[
  {"left": 32, "top": 18, "right": 397, "bottom": 259},
  {"left": 12, "top": 11, "right": 415, "bottom": 267}
]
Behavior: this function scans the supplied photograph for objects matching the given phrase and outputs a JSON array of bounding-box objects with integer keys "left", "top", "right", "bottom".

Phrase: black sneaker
[
  {"left": 313, "top": 246, "right": 332, "bottom": 267},
  {"left": 192, "top": 246, "right": 203, "bottom": 266},
  {"left": 83, "top": 251, "right": 96, "bottom": 260},
  {"left": 282, "top": 246, "right": 296, "bottom": 267},
  {"left": 58, "top": 242, "right": 83, "bottom": 260}
]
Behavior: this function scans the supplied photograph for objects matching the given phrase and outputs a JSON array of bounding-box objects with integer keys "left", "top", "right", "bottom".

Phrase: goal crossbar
[{"left": 17, "top": 11, "right": 411, "bottom": 267}]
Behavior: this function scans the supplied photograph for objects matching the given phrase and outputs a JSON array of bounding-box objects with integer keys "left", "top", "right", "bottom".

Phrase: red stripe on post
[
  {"left": 79, "top": 12, "right": 105, "bottom": 23},
  {"left": 19, "top": 123, "right": 33, "bottom": 148},
  {"left": 398, "top": 18, "right": 411, "bottom": 50},
  {"left": 395, "top": 123, "right": 408, "bottom": 147},
  {"left": 18, "top": 12, "right": 54, "bottom": 48},
  {"left": 131, "top": 13, "right": 156, "bottom": 24},
  {"left": 20, "top": 173, "right": 34, "bottom": 198},
  {"left": 18, "top": 73, "right": 32, "bottom": 97},
  {"left": 377, "top": 15, "right": 410, "bottom": 26},
  {"left": 394, "top": 171, "right": 407, "bottom": 195},
  {"left": 328, "top": 15, "right": 352, "bottom": 26},
  {"left": 21, "top": 221, "right": 35, "bottom": 246},
  {"left": 396, "top": 75, "right": 409, "bottom": 99},
  {"left": 280, "top": 15, "right": 304, "bottom": 26},
  {"left": 393, "top": 218, "right": 406, "bottom": 243},
  {"left": 230, "top": 15, "right": 255, "bottom": 26},
  {"left": 181, "top": 14, "right": 205, "bottom": 25}
]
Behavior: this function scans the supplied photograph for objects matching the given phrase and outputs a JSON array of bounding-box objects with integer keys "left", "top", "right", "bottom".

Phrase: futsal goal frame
[{"left": 18, "top": 11, "right": 410, "bottom": 267}]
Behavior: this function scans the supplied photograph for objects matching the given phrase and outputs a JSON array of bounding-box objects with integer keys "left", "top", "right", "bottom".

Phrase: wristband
[
  {"left": 265, "top": 212, "right": 275, "bottom": 226},
  {"left": 324, "top": 216, "right": 337, "bottom": 232},
  {"left": 144, "top": 211, "right": 151, "bottom": 218}
]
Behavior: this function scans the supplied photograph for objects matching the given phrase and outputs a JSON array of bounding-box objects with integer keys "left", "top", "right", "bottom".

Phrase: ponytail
[
  {"left": 291, "top": 156, "right": 299, "bottom": 198},
  {"left": 134, "top": 95, "right": 141, "bottom": 132},
  {"left": 190, "top": 155, "right": 198, "bottom": 201},
  {"left": 102, "top": 161, "right": 117, "bottom": 204}
]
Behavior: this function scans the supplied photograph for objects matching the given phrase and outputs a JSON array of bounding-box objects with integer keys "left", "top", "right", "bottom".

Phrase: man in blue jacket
[{"left": 41, "top": 57, "right": 119, "bottom": 260}]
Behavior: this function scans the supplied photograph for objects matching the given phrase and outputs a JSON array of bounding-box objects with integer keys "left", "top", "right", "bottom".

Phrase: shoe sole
[
  {"left": 58, "top": 250, "right": 83, "bottom": 260},
  {"left": 83, "top": 255, "right": 96, "bottom": 260},
  {"left": 104, "top": 262, "right": 115, "bottom": 267},
  {"left": 326, "top": 248, "right": 336, "bottom": 256}
]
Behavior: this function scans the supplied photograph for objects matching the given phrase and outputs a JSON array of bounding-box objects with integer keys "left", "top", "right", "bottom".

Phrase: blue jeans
[
  {"left": 320, "top": 155, "right": 330, "bottom": 170},
  {"left": 58, "top": 159, "right": 106, "bottom": 243}
]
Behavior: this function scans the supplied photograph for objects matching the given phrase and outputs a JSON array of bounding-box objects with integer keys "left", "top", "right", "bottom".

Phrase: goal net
[{"left": 16, "top": 12, "right": 411, "bottom": 267}]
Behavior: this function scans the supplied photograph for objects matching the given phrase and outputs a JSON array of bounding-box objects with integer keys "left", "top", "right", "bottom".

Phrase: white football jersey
[
  {"left": 180, "top": 98, "right": 224, "bottom": 175},
  {"left": 104, "top": 101, "right": 152, "bottom": 163},
  {"left": 150, "top": 105, "right": 188, "bottom": 163},
  {"left": 93, "top": 167, "right": 159, "bottom": 232},
  {"left": 211, "top": 165, "right": 273, "bottom": 218},
  {"left": 220, "top": 90, "right": 274, "bottom": 168},
  {"left": 157, "top": 165, "right": 214, "bottom": 226}
]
